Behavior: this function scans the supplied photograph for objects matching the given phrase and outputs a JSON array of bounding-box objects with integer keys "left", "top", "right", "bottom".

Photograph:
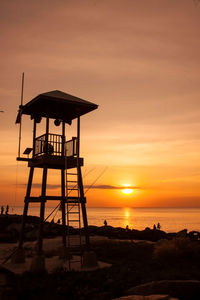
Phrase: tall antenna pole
[{"left": 18, "top": 72, "right": 24, "bottom": 157}]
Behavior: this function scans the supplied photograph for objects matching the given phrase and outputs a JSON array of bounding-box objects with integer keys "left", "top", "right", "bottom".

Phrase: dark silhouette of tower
[{"left": 14, "top": 90, "right": 98, "bottom": 271}]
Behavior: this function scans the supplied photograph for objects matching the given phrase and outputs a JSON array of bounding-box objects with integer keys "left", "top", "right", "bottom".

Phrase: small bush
[{"left": 153, "top": 238, "right": 200, "bottom": 265}]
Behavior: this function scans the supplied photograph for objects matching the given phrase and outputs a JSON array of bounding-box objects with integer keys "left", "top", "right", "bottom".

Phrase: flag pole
[{"left": 18, "top": 72, "right": 24, "bottom": 158}]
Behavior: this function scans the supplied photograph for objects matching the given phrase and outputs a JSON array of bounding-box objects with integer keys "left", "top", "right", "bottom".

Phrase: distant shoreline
[
  {"left": 0, "top": 213, "right": 199, "bottom": 244},
  {"left": 5, "top": 206, "right": 200, "bottom": 233}
]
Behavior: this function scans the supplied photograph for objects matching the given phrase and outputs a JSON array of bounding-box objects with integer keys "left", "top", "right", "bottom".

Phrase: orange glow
[
  {"left": 122, "top": 188, "right": 134, "bottom": 195},
  {"left": 121, "top": 184, "right": 134, "bottom": 195},
  {"left": 1, "top": 1, "right": 200, "bottom": 209}
]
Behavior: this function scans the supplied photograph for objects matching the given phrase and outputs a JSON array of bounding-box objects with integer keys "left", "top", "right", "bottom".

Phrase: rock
[
  {"left": 176, "top": 229, "right": 187, "bottom": 238},
  {"left": 125, "top": 280, "right": 200, "bottom": 299},
  {"left": 30, "top": 255, "right": 46, "bottom": 272},
  {"left": 82, "top": 250, "right": 98, "bottom": 268},
  {"left": 57, "top": 246, "right": 72, "bottom": 260},
  {"left": 11, "top": 248, "right": 25, "bottom": 263},
  {"left": 188, "top": 231, "right": 199, "bottom": 240},
  {"left": 0, "top": 267, "right": 16, "bottom": 300},
  {"left": 0, "top": 232, "right": 15, "bottom": 243},
  {"left": 113, "top": 295, "right": 178, "bottom": 300},
  {"left": 25, "top": 229, "right": 38, "bottom": 240},
  {"left": 5, "top": 223, "right": 21, "bottom": 234}
]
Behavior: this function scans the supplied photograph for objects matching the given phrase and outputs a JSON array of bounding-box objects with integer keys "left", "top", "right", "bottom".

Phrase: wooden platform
[{"left": 26, "top": 155, "right": 84, "bottom": 169}]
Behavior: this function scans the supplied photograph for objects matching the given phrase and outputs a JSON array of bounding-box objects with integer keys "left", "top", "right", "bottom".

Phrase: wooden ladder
[{"left": 65, "top": 169, "right": 82, "bottom": 269}]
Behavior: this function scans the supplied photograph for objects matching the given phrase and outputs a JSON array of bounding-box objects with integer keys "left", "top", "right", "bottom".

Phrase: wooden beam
[
  {"left": 17, "top": 157, "right": 32, "bottom": 162},
  {"left": 25, "top": 196, "right": 64, "bottom": 202},
  {"left": 32, "top": 119, "right": 36, "bottom": 157}
]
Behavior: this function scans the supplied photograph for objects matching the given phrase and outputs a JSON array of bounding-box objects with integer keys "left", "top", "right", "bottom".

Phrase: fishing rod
[
  {"left": 85, "top": 166, "right": 108, "bottom": 194},
  {"left": 45, "top": 166, "right": 108, "bottom": 222}
]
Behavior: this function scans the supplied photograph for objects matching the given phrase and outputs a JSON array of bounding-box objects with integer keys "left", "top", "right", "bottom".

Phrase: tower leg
[
  {"left": 78, "top": 166, "right": 90, "bottom": 250},
  {"left": 78, "top": 166, "right": 98, "bottom": 268},
  {"left": 61, "top": 168, "right": 67, "bottom": 248},
  {"left": 30, "top": 168, "right": 47, "bottom": 272},
  {"left": 37, "top": 167, "right": 47, "bottom": 255},
  {"left": 12, "top": 167, "right": 34, "bottom": 264}
]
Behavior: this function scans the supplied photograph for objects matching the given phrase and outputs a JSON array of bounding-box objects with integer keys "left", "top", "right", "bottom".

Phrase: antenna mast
[{"left": 18, "top": 72, "right": 24, "bottom": 157}]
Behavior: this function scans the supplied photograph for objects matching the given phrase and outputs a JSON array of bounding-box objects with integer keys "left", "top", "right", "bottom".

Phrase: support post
[
  {"left": 77, "top": 117, "right": 80, "bottom": 157},
  {"left": 45, "top": 117, "right": 49, "bottom": 145},
  {"left": 19, "top": 167, "right": 34, "bottom": 248},
  {"left": 77, "top": 117, "right": 90, "bottom": 249},
  {"left": 37, "top": 167, "right": 47, "bottom": 256},
  {"left": 61, "top": 121, "right": 67, "bottom": 249},
  {"left": 78, "top": 165, "right": 90, "bottom": 250},
  {"left": 61, "top": 169, "right": 66, "bottom": 247},
  {"left": 32, "top": 119, "right": 36, "bottom": 157},
  {"left": 12, "top": 166, "right": 34, "bottom": 263}
]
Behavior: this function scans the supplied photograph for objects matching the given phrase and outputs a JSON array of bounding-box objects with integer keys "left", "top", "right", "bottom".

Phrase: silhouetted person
[
  {"left": 126, "top": 225, "right": 129, "bottom": 231},
  {"left": 157, "top": 222, "right": 161, "bottom": 230},
  {"left": 1, "top": 206, "right": 4, "bottom": 215},
  {"left": 104, "top": 219, "right": 107, "bottom": 227},
  {"left": 5, "top": 205, "right": 9, "bottom": 215},
  {"left": 43, "top": 142, "right": 54, "bottom": 155},
  {"left": 153, "top": 224, "right": 156, "bottom": 230}
]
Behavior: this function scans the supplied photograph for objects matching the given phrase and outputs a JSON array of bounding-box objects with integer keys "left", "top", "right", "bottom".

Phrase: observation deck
[{"left": 17, "top": 133, "right": 83, "bottom": 169}]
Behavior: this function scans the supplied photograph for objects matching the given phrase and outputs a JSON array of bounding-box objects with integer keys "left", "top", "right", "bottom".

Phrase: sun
[{"left": 121, "top": 184, "right": 135, "bottom": 195}]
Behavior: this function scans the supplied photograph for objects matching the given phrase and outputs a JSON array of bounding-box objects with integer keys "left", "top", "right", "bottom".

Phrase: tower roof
[{"left": 21, "top": 90, "right": 98, "bottom": 123}]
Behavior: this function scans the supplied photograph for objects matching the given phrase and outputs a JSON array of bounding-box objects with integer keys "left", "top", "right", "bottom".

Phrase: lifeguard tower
[{"left": 14, "top": 89, "right": 98, "bottom": 271}]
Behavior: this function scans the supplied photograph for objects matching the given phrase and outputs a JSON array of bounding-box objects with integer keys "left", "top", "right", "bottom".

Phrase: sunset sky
[{"left": 0, "top": 0, "right": 200, "bottom": 208}]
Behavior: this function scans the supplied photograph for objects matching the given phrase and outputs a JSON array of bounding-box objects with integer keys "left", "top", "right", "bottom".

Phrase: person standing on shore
[
  {"left": 104, "top": 220, "right": 107, "bottom": 227},
  {"left": 1, "top": 206, "right": 4, "bottom": 215},
  {"left": 5, "top": 205, "right": 9, "bottom": 215},
  {"left": 157, "top": 222, "right": 161, "bottom": 230}
]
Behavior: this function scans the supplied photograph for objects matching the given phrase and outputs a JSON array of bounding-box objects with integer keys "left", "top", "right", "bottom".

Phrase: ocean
[{"left": 10, "top": 206, "right": 200, "bottom": 233}]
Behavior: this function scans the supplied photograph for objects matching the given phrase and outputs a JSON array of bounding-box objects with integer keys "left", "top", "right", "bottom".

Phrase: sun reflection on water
[{"left": 123, "top": 207, "right": 131, "bottom": 228}]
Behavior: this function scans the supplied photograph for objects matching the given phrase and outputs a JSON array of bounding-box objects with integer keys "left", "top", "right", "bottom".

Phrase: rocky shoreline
[
  {"left": 1, "top": 214, "right": 200, "bottom": 299},
  {"left": 0, "top": 214, "right": 199, "bottom": 243}
]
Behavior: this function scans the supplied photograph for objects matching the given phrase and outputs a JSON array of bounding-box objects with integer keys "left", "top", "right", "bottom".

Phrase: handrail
[
  {"left": 34, "top": 134, "right": 77, "bottom": 157},
  {"left": 35, "top": 133, "right": 62, "bottom": 140}
]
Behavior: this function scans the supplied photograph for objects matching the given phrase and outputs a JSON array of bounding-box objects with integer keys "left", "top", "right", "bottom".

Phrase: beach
[{"left": 1, "top": 214, "right": 200, "bottom": 299}]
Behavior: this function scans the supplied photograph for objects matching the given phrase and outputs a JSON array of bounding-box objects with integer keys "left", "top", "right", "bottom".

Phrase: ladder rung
[
  {"left": 67, "top": 199, "right": 79, "bottom": 202},
  {"left": 68, "top": 188, "right": 79, "bottom": 190},
  {"left": 67, "top": 180, "right": 77, "bottom": 183},
  {"left": 67, "top": 212, "right": 80, "bottom": 214},
  {"left": 68, "top": 220, "right": 80, "bottom": 222},
  {"left": 67, "top": 206, "right": 80, "bottom": 209},
  {"left": 67, "top": 173, "right": 78, "bottom": 175}
]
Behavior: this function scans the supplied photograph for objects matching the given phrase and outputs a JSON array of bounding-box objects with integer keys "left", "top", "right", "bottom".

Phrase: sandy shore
[{"left": 0, "top": 235, "right": 111, "bottom": 274}]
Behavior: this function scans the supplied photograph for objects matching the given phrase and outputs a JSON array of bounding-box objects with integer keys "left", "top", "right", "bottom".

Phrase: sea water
[{"left": 10, "top": 206, "right": 200, "bottom": 233}]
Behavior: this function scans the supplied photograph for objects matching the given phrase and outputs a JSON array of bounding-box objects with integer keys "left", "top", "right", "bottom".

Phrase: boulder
[
  {"left": 176, "top": 229, "right": 187, "bottom": 238},
  {"left": 125, "top": 280, "right": 200, "bottom": 299},
  {"left": 5, "top": 223, "right": 21, "bottom": 234},
  {"left": 114, "top": 295, "right": 178, "bottom": 300},
  {"left": 25, "top": 229, "right": 38, "bottom": 240},
  {"left": 0, "top": 232, "right": 15, "bottom": 243},
  {"left": 0, "top": 267, "right": 16, "bottom": 300},
  {"left": 188, "top": 231, "right": 199, "bottom": 240}
]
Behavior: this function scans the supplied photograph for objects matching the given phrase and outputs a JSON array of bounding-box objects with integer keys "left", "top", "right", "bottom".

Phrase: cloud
[
  {"left": 18, "top": 183, "right": 60, "bottom": 190},
  {"left": 84, "top": 184, "right": 141, "bottom": 190},
  {"left": 18, "top": 183, "right": 141, "bottom": 190}
]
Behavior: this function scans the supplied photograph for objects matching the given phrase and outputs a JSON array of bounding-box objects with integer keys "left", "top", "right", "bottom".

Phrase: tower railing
[
  {"left": 65, "top": 137, "right": 78, "bottom": 157},
  {"left": 34, "top": 134, "right": 77, "bottom": 157}
]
